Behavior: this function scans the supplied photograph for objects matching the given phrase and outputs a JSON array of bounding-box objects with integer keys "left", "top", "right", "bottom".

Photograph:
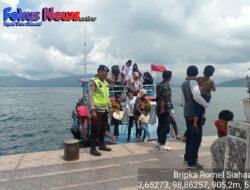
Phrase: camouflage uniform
[
  {"left": 156, "top": 81, "right": 173, "bottom": 145},
  {"left": 156, "top": 81, "right": 174, "bottom": 114}
]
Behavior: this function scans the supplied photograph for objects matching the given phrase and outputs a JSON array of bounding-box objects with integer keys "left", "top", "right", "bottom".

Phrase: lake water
[{"left": 0, "top": 87, "right": 247, "bottom": 155}]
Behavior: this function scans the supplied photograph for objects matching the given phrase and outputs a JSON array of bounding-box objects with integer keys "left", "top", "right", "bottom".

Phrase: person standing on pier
[
  {"left": 156, "top": 70, "right": 174, "bottom": 151},
  {"left": 181, "top": 65, "right": 209, "bottom": 169},
  {"left": 89, "top": 65, "right": 112, "bottom": 156}
]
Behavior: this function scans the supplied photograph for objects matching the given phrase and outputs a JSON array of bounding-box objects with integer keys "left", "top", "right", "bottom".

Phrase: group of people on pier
[{"left": 74, "top": 60, "right": 234, "bottom": 169}]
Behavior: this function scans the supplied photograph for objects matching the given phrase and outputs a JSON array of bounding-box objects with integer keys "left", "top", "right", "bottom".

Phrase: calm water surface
[{"left": 0, "top": 87, "right": 247, "bottom": 155}]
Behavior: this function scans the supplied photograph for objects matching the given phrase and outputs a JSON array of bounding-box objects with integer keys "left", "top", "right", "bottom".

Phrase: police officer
[{"left": 89, "top": 65, "right": 112, "bottom": 156}]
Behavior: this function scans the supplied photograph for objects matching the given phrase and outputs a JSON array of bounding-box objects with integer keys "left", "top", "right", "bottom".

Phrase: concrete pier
[{"left": 0, "top": 136, "right": 217, "bottom": 190}]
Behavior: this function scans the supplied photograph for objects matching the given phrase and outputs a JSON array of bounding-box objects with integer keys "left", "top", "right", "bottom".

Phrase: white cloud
[
  {"left": 215, "top": 62, "right": 250, "bottom": 78},
  {"left": 2, "top": 0, "right": 19, "bottom": 8},
  {"left": 225, "top": 6, "right": 250, "bottom": 28},
  {"left": 45, "top": 47, "right": 83, "bottom": 73},
  {"left": 0, "top": 0, "right": 250, "bottom": 80}
]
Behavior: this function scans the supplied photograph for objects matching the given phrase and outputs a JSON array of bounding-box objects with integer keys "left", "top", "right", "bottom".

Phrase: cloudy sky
[{"left": 1, "top": 0, "right": 250, "bottom": 82}]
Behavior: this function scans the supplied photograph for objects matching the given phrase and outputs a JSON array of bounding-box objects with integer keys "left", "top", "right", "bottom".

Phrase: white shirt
[
  {"left": 126, "top": 96, "right": 137, "bottom": 116},
  {"left": 139, "top": 113, "right": 150, "bottom": 124},
  {"left": 182, "top": 80, "right": 209, "bottom": 108},
  {"left": 122, "top": 65, "right": 133, "bottom": 81}
]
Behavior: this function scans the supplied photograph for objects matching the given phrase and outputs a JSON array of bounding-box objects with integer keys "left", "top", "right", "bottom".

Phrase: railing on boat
[
  {"left": 74, "top": 81, "right": 158, "bottom": 141},
  {"left": 109, "top": 84, "right": 156, "bottom": 100},
  {"left": 109, "top": 84, "right": 157, "bottom": 125}
]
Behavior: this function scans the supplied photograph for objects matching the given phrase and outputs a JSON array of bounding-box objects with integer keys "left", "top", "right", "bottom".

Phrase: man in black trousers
[
  {"left": 181, "top": 65, "right": 209, "bottom": 169},
  {"left": 156, "top": 70, "right": 174, "bottom": 151}
]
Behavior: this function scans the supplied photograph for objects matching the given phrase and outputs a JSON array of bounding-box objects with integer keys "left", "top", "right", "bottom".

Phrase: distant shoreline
[
  {"left": 0, "top": 86, "right": 246, "bottom": 88},
  {"left": 0, "top": 75, "right": 247, "bottom": 87}
]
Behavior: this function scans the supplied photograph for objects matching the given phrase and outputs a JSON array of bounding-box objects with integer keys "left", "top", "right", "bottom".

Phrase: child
[
  {"left": 215, "top": 110, "right": 234, "bottom": 137},
  {"left": 111, "top": 94, "right": 123, "bottom": 137},
  {"left": 74, "top": 103, "right": 92, "bottom": 143},
  {"left": 134, "top": 89, "right": 149, "bottom": 141},
  {"left": 194, "top": 65, "right": 216, "bottom": 128},
  {"left": 137, "top": 106, "right": 151, "bottom": 142},
  {"left": 76, "top": 103, "right": 91, "bottom": 134},
  {"left": 105, "top": 124, "right": 116, "bottom": 143},
  {"left": 210, "top": 110, "right": 234, "bottom": 184},
  {"left": 76, "top": 102, "right": 117, "bottom": 144}
]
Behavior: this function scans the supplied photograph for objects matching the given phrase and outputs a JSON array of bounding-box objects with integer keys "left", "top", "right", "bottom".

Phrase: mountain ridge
[
  {"left": 0, "top": 75, "right": 94, "bottom": 87},
  {"left": 217, "top": 78, "right": 247, "bottom": 87},
  {"left": 0, "top": 75, "right": 247, "bottom": 87}
]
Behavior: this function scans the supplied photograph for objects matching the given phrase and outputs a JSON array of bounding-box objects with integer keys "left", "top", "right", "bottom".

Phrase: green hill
[
  {"left": 0, "top": 75, "right": 94, "bottom": 87},
  {"left": 0, "top": 75, "right": 248, "bottom": 87},
  {"left": 217, "top": 78, "right": 247, "bottom": 87}
]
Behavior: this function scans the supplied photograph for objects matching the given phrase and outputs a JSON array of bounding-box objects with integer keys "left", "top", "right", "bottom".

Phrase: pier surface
[{"left": 0, "top": 136, "right": 217, "bottom": 190}]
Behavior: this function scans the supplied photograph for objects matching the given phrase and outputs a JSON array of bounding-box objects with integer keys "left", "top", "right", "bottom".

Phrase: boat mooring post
[{"left": 63, "top": 139, "right": 80, "bottom": 161}]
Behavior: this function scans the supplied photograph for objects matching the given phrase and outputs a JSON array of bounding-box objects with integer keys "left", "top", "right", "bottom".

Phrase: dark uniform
[
  {"left": 89, "top": 65, "right": 111, "bottom": 156},
  {"left": 156, "top": 81, "right": 174, "bottom": 145}
]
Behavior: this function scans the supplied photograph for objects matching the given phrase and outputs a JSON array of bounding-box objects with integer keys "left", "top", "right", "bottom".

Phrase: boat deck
[{"left": 0, "top": 136, "right": 217, "bottom": 190}]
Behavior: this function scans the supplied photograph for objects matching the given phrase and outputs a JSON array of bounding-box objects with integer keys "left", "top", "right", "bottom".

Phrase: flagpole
[
  {"left": 84, "top": 24, "right": 87, "bottom": 81},
  {"left": 81, "top": 23, "right": 88, "bottom": 101}
]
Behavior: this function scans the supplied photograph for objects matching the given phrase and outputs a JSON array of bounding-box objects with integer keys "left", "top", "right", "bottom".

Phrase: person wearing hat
[
  {"left": 89, "top": 65, "right": 112, "bottom": 156},
  {"left": 76, "top": 103, "right": 91, "bottom": 141},
  {"left": 76, "top": 103, "right": 91, "bottom": 126}
]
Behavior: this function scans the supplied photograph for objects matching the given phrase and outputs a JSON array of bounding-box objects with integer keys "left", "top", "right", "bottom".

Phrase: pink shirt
[{"left": 76, "top": 105, "right": 89, "bottom": 117}]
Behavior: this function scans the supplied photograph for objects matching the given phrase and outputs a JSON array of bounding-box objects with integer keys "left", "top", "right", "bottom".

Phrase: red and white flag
[{"left": 151, "top": 64, "right": 167, "bottom": 72}]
